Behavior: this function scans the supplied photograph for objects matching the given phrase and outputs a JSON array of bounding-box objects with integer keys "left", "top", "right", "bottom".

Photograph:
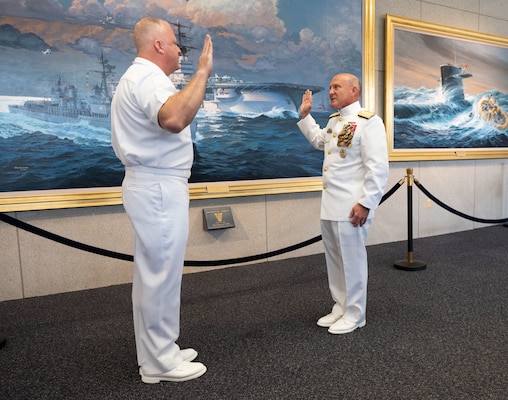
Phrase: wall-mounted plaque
[{"left": 203, "top": 207, "right": 235, "bottom": 231}]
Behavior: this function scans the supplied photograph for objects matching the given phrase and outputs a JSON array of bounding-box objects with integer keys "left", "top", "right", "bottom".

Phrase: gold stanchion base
[{"left": 394, "top": 260, "right": 427, "bottom": 271}]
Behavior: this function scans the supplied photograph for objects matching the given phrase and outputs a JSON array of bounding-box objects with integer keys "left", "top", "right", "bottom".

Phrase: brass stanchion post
[{"left": 394, "top": 168, "right": 426, "bottom": 271}]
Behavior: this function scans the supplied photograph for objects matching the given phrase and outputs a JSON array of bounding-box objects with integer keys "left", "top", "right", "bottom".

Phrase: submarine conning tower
[{"left": 440, "top": 64, "right": 472, "bottom": 102}]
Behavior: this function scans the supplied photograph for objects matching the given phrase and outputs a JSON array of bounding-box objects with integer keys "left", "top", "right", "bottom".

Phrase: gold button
[
  {"left": 323, "top": 184, "right": 327, "bottom": 190},
  {"left": 328, "top": 150, "right": 331, "bottom": 155}
]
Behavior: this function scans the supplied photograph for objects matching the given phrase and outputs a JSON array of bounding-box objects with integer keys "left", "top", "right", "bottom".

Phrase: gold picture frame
[
  {"left": 385, "top": 14, "right": 508, "bottom": 161},
  {"left": 0, "top": 0, "right": 375, "bottom": 212}
]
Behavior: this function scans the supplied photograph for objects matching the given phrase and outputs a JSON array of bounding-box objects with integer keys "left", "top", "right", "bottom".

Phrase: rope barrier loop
[
  {"left": 0, "top": 180, "right": 403, "bottom": 267},
  {"left": 1, "top": 173, "right": 506, "bottom": 267},
  {"left": 414, "top": 178, "right": 508, "bottom": 224}
]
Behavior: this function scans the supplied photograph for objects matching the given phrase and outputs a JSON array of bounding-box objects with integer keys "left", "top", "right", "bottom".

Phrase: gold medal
[{"left": 340, "top": 149, "right": 347, "bottom": 158}]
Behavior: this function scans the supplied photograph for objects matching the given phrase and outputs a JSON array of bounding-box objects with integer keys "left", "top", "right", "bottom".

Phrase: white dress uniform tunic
[
  {"left": 111, "top": 57, "right": 193, "bottom": 375},
  {"left": 297, "top": 101, "right": 389, "bottom": 323}
]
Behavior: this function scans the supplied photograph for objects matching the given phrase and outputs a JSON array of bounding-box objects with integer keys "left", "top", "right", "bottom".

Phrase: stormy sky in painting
[
  {"left": 394, "top": 29, "right": 508, "bottom": 95},
  {"left": 0, "top": 0, "right": 363, "bottom": 97}
]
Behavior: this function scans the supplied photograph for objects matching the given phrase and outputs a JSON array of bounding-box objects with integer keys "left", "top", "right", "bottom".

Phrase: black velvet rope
[
  {"left": 3, "top": 177, "right": 504, "bottom": 267},
  {"left": 0, "top": 178, "right": 405, "bottom": 267},
  {"left": 0, "top": 212, "right": 134, "bottom": 262},
  {"left": 379, "top": 178, "right": 405, "bottom": 206},
  {"left": 0, "top": 211, "right": 321, "bottom": 266},
  {"left": 414, "top": 179, "right": 508, "bottom": 224}
]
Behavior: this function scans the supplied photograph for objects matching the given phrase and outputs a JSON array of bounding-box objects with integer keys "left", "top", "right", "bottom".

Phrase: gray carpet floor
[{"left": 0, "top": 225, "right": 507, "bottom": 399}]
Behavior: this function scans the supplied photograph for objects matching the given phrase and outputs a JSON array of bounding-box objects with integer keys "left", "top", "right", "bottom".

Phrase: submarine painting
[
  {"left": 385, "top": 15, "right": 508, "bottom": 161},
  {"left": 0, "top": 0, "right": 369, "bottom": 203}
]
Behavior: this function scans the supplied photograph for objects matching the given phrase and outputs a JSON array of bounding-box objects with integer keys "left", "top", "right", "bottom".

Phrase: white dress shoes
[
  {"left": 180, "top": 348, "right": 198, "bottom": 362},
  {"left": 140, "top": 361, "right": 207, "bottom": 383},
  {"left": 317, "top": 313, "right": 342, "bottom": 327},
  {"left": 328, "top": 318, "right": 366, "bottom": 334},
  {"left": 139, "top": 348, "right": 205, "bottom": 383},
  {"left": 139, "top": 348, "right": 198, "bottom": 375}
]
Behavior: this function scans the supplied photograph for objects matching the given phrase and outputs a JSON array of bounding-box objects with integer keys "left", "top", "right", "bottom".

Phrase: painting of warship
[
  {"left": 387, "top": 15, "right": 508, "bottom": 160},
  {"left": 393, "top": 59, "right": 508, "bottom": 151},
  {"left": 171, "top": 22, "right": 324, "bottom": 116},
  {"left": 0, "top": 0, "right": 364, "bottom": 193},
  {"left": 7, "top": 21, "right": 324, "bottom": 131},
  {"left": 393, "top": 62, "right": 473, "bottom": 120},
  {"left": 8, "top": 52, "right": 115, "bottom": 130}
]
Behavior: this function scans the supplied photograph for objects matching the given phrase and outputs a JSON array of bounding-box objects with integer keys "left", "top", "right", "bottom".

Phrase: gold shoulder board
[
  {"left": 358, "top": 110, "right": 375, "bottom": 119},
  {"left": 328, "top": 112, "right": 340, "bottom": 119}
]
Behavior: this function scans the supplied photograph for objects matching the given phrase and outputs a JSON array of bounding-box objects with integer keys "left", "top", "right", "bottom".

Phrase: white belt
[{"left": 125, "top": 165, "right": 191, "bottom": 178}]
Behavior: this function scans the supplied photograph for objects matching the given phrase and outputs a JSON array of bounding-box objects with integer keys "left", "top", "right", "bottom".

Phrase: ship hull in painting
[
  {"left": 8, "top": 100, "right": 111, "bottom": 129},
  {"left": 7, "top": 53, "right": 114, "bottom": 130},
  {"left": 201, "top": 81, "right": 323, "bottom": 115}
]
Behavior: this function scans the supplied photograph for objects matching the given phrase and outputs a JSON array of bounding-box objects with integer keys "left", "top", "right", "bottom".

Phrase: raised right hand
[
  {"left": 196, "top": 34, "right": 214, "bottom": 78},
  {"left": 300, "top": 89, "right": 313, "bottom": 119}
]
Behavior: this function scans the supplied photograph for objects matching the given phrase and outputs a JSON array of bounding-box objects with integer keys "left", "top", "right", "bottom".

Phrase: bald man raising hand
[
  {"left": 111, "top": 18, "right": 213, "bottom": 384},
  {"left": 298, "top": 73, "right": 389, "bottom": 335}
]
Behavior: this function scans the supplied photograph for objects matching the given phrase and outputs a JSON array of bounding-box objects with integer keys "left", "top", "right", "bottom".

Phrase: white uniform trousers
[
  {"left": 122, "top": 167, "right": 189, "bottom": 375},
  {"left": 320, "top": 219, "right": 371, "bottom": 323}
]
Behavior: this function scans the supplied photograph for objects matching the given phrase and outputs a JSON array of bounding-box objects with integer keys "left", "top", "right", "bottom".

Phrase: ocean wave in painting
[
  {"left": 393, "top": 87, "right": 508, "bottom": 149},
  {"left": 0, "top": 97, "right": 326, "bottom": 192}
]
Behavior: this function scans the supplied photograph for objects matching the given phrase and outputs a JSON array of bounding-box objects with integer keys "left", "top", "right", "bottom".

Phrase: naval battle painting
[
  {"left": 0, "top": 0, "right": 373, "bottom": 211},
  {"left": 385, "top": 15, "right": 508, "bottom": 161}
]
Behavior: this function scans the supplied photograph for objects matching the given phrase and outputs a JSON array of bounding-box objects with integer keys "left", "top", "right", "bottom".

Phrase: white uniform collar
[
  {"left": 133, "top": 57, "right": 164, "bottom": 73},
  {"left": 337, "top": 101, "right": 361, "bottom": 117}
]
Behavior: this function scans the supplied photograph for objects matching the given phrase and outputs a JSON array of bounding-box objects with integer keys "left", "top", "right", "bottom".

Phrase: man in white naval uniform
[
  {"left": 297, "top": 73, "right": 388, "bottom": 334},
  {"left": 111, "top": 18, "right": 213, "bottom": 382}
]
